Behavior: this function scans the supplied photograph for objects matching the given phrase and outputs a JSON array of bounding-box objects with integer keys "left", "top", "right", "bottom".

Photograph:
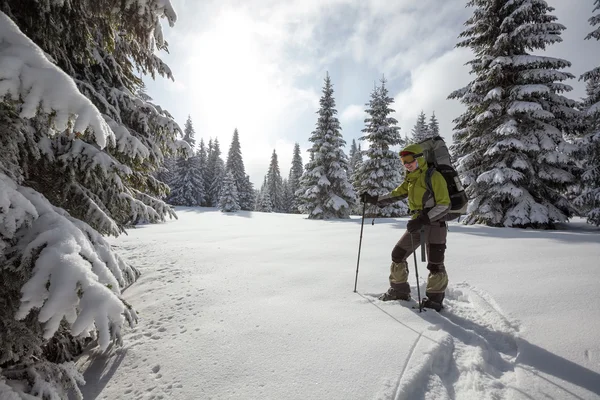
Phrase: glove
[
  {"left": 360, "top": 192, "right": 379, "bottom": 205},
  {"left": 406, "top": 212, "right": 430, "bottom": 233},
  {"left": 377, "top": 195, "right": 396, "bottom": 207}
]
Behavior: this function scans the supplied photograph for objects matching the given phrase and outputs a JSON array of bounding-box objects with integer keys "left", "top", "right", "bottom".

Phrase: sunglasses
[{"left": 400, "top": 153, "right": 422, "bottom": 165}]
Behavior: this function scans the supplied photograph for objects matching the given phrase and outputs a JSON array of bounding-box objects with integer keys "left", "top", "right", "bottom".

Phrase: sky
[
  {"left": 144, "top": 0, "right": 599, "bottom": 187},
  {"left": 76, "top": 208, "right": 600, "bottom": 400}
]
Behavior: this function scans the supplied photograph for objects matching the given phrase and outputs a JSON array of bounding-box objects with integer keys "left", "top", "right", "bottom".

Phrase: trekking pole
[
  {"left": 353, "top": 201, "right": 367, "bottom": 292},
  {"left": 420, "top": 227, "right": 426, "bottom": 262},
  {"left": 410, "top": 233, "right": 423, "bottom": 312}
]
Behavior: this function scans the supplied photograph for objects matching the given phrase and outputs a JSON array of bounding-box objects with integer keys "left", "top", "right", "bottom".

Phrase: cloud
[
  {"left": 144, "top": 0, "right": 595, "bottom": 186},
  {"left": 392, "top": 47, "right": 472, "bottom": 143},
  {"left": 340, "top": 104, "right": 366, "bottom": 125}
]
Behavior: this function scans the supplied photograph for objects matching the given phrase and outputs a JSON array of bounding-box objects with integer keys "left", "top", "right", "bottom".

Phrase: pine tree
[
  {"left": 0, "top": 1, "right": 179, "bottom": 396},
  {"left": 206, "top": 139, "right": 225, "bottom": 206},
  {"left": 288, "top": 143, "right": 304, "bottom": 213},
  {"left": 225, "top": 129, "right": 253, "bottom": 210},
  {"left": 242, "top": 175, "right": 255, "bottom": 210},
  {"left": 169, "top": 116, "right": 205, "bottom": 206},
  {"left": 256, "top": 177, "right": 273, "bottom": 212},
  {"left": 219, "top": 171, "right": 240, "bottom": 212},
  {"left": 449, "top": 0, "right": 578, "bottom": 228},
  {"left": 411, "top": 111, "right": 430, "bottom": 143},
  {"left": 428, "top": 112, "right": 440, "bottom": 137},
  {"left": 297, "top": 74, "right": 356, "bottom": 219},
  {"left": 350, "top": 142, "right": 363, "bottom": 177},
  {"left": 281, "top": 178, "right": 293, "bottom": 213},
  {"left": 355, "top": 77, "right": 408, "bottom": 217},
  {"left": 348, "top": 139, "right": 359, "bottom": 176},
  {"left": 156, "top": 156, "right": 177, "bottom": 197},
  {"left": 266, "top": 150, "right": 284, "bottom": 212},
  {"left": 196, "top": 139, "right": 208, "bottom": 206},
  {"left": 575, "top": 0, "right": 600, "bottom": 226}
]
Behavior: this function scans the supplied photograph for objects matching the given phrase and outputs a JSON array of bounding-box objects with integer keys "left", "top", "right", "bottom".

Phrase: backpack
[{"left": 418, "top": 136, "right": 468, "bottom": 221}]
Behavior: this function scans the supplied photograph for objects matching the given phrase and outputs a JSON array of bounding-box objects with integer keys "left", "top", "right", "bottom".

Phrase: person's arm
[
  {"left": 425, "top": 172, "right": 451, "bottom": 221},
  {"left": 379, "top": 180, "right": 408, "bottom": 203}
]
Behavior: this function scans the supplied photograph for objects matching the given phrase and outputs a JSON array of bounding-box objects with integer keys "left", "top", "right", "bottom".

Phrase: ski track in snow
[{"left": 364, "top": 282, "right": 522, "bottom": 400}]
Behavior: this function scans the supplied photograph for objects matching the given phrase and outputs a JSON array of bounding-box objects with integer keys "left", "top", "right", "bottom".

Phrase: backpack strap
[{"left": 425, "top": 167, "right": 436, "bottom": 205}]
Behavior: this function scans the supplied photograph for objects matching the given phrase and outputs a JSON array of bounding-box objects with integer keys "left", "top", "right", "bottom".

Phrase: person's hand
[
  {"left": 406, "top": 212, "right": 430, "bottom": 233},
  {"left": 360, "top": 192, "right": 379, "bottom": 205}
]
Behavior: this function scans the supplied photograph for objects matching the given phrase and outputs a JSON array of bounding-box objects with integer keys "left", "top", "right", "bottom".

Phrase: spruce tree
[
  {"left": 225, "top": 129, "right": 253, "bottom": 210},
  {"left": 348, "top": 139, "right": 359, "bottom": 177},
  {"left": 355, "top": 77, "right": 408, "bottom": 217},
  {"left": 297, "top": 74, "right": 356, "bottom": 219},
  {"left": 256, "top": 177, "right": 273, "bottom": 212},
  {"left": 242, "top": 175, "right": 255, "bottom": 210},
  {"left": 196, "top": 139, "right": 208, "bottom": 206},
  {"left": 449, "top": 0, "right": 578, "bottom": 228},
  {"left": 169, "top": 116, "right": 205, "bottom": 206},
  {"left": 428, "top": 112, "right": 440, "bottom": 137},
  {"left": 288, "top": 143, "right": 304, "bottom": 213},
  {"left": 219, "top": 171, "right": 240, "bottom": 212},
  {"left": 266, "top": 150, "right": 284, "bottom": 212},
  {"left": 206, "top": 139, "right": 225, "bottom": 206},
  {"left": 0, "top": 0, "right": 179, "bottom": 396},
  {"left": 411, "top": 111, "right": 430, "bottom": 143},
  {"left": 575, "top": 0, "right": 600, "bottom": 226}
]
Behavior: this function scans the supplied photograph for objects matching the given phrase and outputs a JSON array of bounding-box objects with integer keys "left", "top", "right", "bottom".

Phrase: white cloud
[
  {"left": 340, "top": 104, "right": 366, "bottom": 125},
  {"left": 146, "top": 0, "right": 594, "bottom": 186},
  {"left": 393, "top": 47, "right": 472, "bottom": 144}
]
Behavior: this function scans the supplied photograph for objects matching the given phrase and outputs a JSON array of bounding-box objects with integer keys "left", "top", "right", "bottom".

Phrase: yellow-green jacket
[{"left": 384, "top": 143, "right": 451, "bottom": 221}]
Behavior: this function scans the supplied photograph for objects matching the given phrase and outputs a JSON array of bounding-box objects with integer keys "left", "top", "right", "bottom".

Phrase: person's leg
[
  {"left": 380, "top": 229, "right": 421, "bottom": 301},
  {"left": 424, "top": 221, "right": 448, "bottom": 308}
]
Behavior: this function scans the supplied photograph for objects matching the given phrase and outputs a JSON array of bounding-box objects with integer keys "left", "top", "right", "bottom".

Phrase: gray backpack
[{"left": 418, "top": 136, "right": 468, "bottom": 221}]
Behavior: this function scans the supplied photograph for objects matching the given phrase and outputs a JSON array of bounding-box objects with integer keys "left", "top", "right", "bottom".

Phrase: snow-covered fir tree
[
  {"left": 206, "top": 139, "right": 225, "bottom": 206},
  {"left": 219, "top": 171, "right": 240, "bottom": 212},
  {"left": 354, "top": 77, "right": 408, "bottom": 217},
  {"left": 0, "top": 1, "right": 180, "bottom": 397},
  {"left": 348, "top": 139, "right": 362, "bottom": 176},
  {"left": 242, "top": 175, "right": 255, "bottom": 210},
  {"left": 411, "top": 111, "right": 430, "bottom": 143},
  {"left": 281, "top": 178, "right": 293, "bottom": 213},
  {"left": 288, "top": 143, "right": 304, "bottom": 213},
  {"left": 428, "top": 112, "right": 440, "bottom": 137},
  {"left": 575, "top": 0, "right": 600, "bottom": 226},
  {"left": 169, "top": 116, "right": 205, "bottom": 206},
  {"left": 297, "top": 74, "right": 356, "bottom": 219},
  {"left": 225, "top": 129, "right": 253, "bottom": 210},
  {"left": 449, "top": 0, "right": 579, "bottom": 229},
  {"left": 156, "top": 155, "right": 177, "bottom": 197},
  {"left": 196, "top": 138, "right": 209, "bottom": 205},
  {"left": 256, "top": 177, "right": 273, "bottom": 212},
  {"left": 266, "top": 150, "right": 284, "bottom": 212}
]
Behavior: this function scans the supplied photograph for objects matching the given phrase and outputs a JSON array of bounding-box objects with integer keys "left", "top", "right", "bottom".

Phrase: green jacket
[{"left": 389, "top": 144, "right": 451, "bottom": 221}]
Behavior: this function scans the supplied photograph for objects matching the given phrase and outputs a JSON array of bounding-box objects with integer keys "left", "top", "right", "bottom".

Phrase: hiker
[{"left": 361, "top": 143, "right": 450, "bottom": 311}]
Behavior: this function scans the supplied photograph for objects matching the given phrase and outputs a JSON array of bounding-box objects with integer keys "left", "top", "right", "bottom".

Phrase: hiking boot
[
  {"left": 421, "top": 297, "right": 443, "bottom": 312},
  {"left": 378, "top": 288, "right": 411, "bottom": 301}
]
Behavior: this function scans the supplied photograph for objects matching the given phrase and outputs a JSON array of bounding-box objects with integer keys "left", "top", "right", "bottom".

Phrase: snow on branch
[
  {"left": 12, "top": 185, "right": 136, "bottom": 351},
  {"left": 510, "top": 84, "right": 549, "bottom": 98},
  {"left": 0, "top": 12, "right": 113, "bottom": 148}
]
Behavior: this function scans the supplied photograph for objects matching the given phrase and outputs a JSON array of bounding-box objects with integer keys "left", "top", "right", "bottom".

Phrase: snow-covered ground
[{"left": 76, "top": 208, "right": 600, "bottom": 400}]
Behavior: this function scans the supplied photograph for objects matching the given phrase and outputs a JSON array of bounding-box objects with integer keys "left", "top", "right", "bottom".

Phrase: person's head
[{"left": 399, "top": 143, "right": 424, "bottom": 172}]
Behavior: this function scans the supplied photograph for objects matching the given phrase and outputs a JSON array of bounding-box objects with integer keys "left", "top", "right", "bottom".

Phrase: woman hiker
[{"left": 361, "top": 143, "right": 450, "bottom": 311}]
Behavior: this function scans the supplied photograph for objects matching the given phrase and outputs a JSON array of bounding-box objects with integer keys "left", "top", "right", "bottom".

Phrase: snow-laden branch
[
  {"left": 0, "top": 12, "right": 113, "bottom": 148},
  {"left": 13, "top": 185, "right": 137, "bottom": 350}
]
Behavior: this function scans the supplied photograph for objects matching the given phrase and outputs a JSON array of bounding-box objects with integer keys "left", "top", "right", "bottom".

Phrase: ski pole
[
  {"left": 410, "top": 232, "right": 423, "bottom": 312},
  {"left": 420, "top": 227, "right": 426, "bottom": 262},
  {"left": 353, "top": 201, "right": 367, "bottom": 292}
]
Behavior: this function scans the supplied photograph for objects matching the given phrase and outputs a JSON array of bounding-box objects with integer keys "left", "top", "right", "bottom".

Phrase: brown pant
[{"left": 388, "top": 221, "right": 448, "bottom": 302}]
